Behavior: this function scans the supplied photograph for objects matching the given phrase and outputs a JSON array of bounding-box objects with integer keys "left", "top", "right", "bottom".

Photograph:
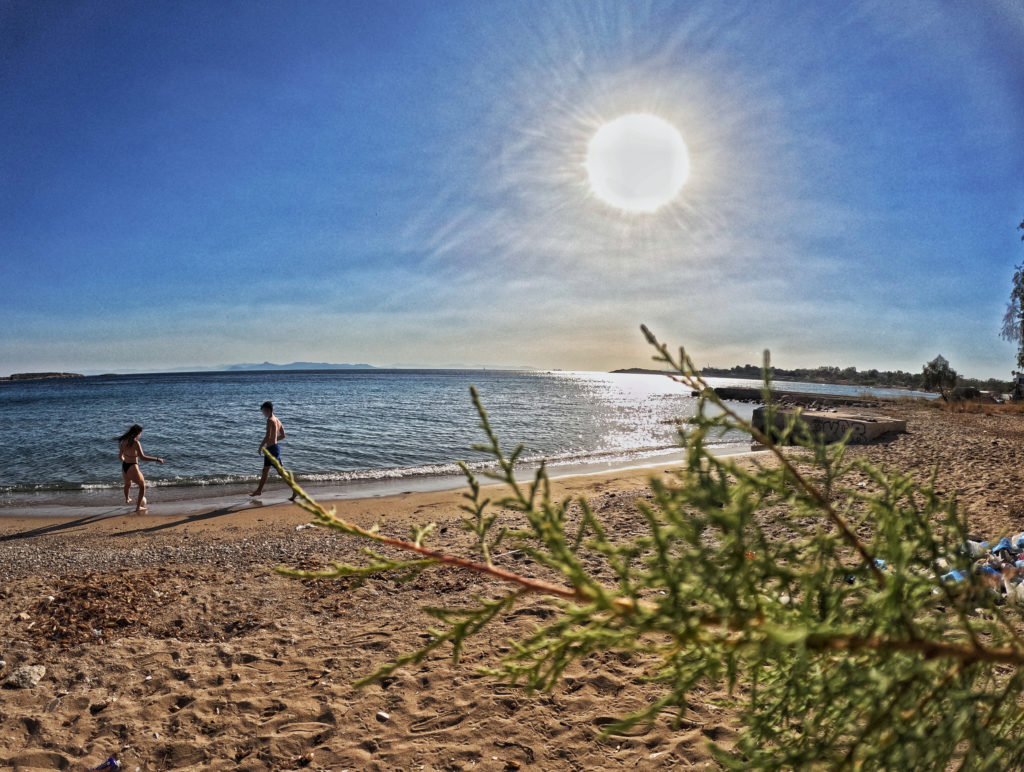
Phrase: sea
[{"left": 0, "top": 369, "right": 933, "bottom": 517}]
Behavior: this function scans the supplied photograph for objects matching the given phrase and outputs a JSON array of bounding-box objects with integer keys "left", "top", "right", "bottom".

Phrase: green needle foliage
[{"left": 275, "top": 328, "right": 1024, "bottom": 770}]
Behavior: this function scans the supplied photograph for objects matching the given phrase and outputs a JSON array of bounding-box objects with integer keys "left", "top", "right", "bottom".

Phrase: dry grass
[{"left": 920, "top": 398, "right": 1024, "bottom": 416}]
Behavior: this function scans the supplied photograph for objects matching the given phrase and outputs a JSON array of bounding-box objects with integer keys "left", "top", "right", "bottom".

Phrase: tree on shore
[
  {"left": 275, "top": 327, "right": 1024, "bottom": 771},
  {"left": 921, "top": 354, "right": 958, "bottom": 400},
  {"left": 1000, "top": 219, "right": 1024, "bottom": 369}
]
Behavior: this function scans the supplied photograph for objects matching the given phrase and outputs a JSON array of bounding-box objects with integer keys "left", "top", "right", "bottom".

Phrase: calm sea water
[{"left": 0, "top": 369, "right": 928, "bottom": 515}]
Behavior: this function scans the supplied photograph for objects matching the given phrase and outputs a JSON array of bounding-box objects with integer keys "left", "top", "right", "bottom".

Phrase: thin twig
[{"left": 641, "top": 324, "right": 887, "bottom": 588}]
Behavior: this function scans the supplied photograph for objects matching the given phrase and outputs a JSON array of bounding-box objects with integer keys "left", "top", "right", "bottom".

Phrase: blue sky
[{"left": 2, "top": 0, "right": 1023, "bottom": 378}]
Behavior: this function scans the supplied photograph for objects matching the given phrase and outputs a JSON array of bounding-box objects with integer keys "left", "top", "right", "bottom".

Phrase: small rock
[{"left": 4, "top": 665, "right": 45, "bottom": 689}]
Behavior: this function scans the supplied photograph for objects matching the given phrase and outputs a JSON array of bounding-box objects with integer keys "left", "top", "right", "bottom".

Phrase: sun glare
[{"left": 585, "top": 113, "right": 690, "bottom": 213}]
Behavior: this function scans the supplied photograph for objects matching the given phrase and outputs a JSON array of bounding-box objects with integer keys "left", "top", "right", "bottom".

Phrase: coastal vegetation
[
  {"left": 617, "top": 363, "right": 1011, "bottom": 395},
  {"left": 920, "top": 354, "right": 959, "bottom": 401},
  {"left": 999, "top": 219, "right": 1024, "bottom": 370},
  {"left": 278, "top": 328, "right": 1024, "bottom": 770}
]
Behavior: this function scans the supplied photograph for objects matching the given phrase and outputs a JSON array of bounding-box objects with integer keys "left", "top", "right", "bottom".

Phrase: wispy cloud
[{"left": 2, "top": 0, "right": 1021, "bottom": 376}]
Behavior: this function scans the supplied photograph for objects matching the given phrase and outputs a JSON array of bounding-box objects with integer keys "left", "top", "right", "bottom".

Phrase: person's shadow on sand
[
  {"left": 0, "top": 499, "right": 269, "bottom": 542},
  {"left": 0, "top": 509, "right": 126, "bottom": 542},
  {"left": 111, "top": 501, "right": 264, "bottom": 536}
]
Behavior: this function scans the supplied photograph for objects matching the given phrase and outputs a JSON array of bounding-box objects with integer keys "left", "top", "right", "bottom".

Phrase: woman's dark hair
[{"left": 115, "top": 424, "right": 143, "bottom": 444}]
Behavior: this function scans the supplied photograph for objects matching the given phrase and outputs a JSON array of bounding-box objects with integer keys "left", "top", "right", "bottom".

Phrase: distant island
[
  {"left": 0, "top": 372, "right": 84, "bottom": 381},
  {"left": 613, "top": 364, "right": 1012, "bottom": 393}
]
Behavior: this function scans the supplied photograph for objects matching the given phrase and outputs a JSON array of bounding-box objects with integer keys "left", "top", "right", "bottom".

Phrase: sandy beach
[{"left": 2, "top": 400, "right": 1023, "bottom": 771}]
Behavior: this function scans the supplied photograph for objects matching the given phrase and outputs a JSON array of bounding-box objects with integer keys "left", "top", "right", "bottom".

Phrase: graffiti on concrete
[{"left": 811, "top": 418, "right": 869, "bottom": 443}]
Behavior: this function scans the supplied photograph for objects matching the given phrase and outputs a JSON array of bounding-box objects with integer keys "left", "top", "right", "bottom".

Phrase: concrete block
[{"left": 752, "top": 407, "right": 907, "bottom": 444}]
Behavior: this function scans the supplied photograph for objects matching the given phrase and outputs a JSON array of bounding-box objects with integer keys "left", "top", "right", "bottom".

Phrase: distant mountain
[
  {"left": 225, "top": 362, "right": 375, "bottom": 371},
  {"left": 75, "top": 362, "right": 377, "bottom": 376},
  {"left": 76, "top": 361, "right": 554, "bottom": 376}
]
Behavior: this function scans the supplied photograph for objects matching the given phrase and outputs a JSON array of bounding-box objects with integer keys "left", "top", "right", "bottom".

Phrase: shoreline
[{"left": 0, "top": 444, "right": 759, "bottom": 519}]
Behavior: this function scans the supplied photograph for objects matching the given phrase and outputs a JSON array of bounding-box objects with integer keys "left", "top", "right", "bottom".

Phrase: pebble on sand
[{"left": 4, "top": 665, "right": 45, "bottom": 689}]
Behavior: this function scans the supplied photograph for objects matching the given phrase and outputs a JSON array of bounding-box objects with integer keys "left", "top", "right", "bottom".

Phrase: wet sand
[{"left": 1, "top": 400, "right": 1022, "bottom": 771}]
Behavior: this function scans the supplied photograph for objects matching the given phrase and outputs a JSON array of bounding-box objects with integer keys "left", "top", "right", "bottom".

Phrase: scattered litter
[
  {"left": 89, "top": 756, "right": 121, "bottom": 771},
  {"left": 296, "top": 524, "right": 315, "bottom": 531},
  {"left": 376, "top": 711, "right": 390, "bottom": 722},
  {"left": 852, "top": 533, "right": 1024, "bottom": 606},
  {"left": 963, "top": 540, "right": 989, "bottom": 558},
  {"left": 927, "top": 533, "right": 1024, "bottom": 603}
]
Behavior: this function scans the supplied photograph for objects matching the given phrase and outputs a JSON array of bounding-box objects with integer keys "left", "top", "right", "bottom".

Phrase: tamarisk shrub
[{"left": 270, "top": 328, "right": 1024, "bottom": 771}]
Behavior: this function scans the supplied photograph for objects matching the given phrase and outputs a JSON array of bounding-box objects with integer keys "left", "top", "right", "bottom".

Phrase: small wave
[
  {"left": 0, "top": 474, "right": 253, "bottom": 495},
  {"left": 290, "top": 442, "right": 709, "bottom": 484},
  {"left": 0, "top": 480, "right": 119, "bottom": 494},
  {"left": 0, "top": 440, "right": 751, "bottom": 498}
]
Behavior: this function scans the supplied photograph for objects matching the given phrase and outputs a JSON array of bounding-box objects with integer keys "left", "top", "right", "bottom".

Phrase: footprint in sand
[
  {"left": 168, "top": 694, "right": 195, "bottom": 712},
  {"left": 272, "top": 721, "right": 337, "bottom": 745},
  {"left": 488, "top": 684, "right": 520, "bottom": 696},
  {"left": 260, "top": 701, "right": 288, "bottom": 719},
  {"left": 6, "top": 751, "right": 74, "bottom": 770},
  {"left": 344, "top": 631, "right": 392, "bottom": 651},
  {"left": 593, "top": 716, "right": 651, "bottom": 737},
  {"left": 239, "top": 657, "right": 286, "bottom": 674},
  {"left": 585, "top": 673, "right": 624, "bottom": 695},
  {"left": 509, "top": 606, "right": 556, "bottom": 620},
  {"left": 409, "top": 711, "right": 467, "bottom": 734}
]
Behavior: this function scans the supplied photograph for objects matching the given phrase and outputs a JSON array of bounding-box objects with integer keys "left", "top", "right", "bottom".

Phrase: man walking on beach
[{"left": 250, "top": 401, "right": 288, "bottom": 498}]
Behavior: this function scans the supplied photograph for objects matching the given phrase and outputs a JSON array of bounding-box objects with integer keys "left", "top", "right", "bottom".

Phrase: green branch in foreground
[{"left": 272, "top": 328, "right": 1024, "bottom": 771}]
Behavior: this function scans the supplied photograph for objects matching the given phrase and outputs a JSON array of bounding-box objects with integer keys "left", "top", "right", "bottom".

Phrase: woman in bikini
[{"left": 115, "top": 424, "right": 164, "bottom": 512}]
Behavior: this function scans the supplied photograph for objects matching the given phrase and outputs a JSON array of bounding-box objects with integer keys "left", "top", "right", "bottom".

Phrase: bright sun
[{"left": 585, "top": 113, "right": 690, "bottom": 213}]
